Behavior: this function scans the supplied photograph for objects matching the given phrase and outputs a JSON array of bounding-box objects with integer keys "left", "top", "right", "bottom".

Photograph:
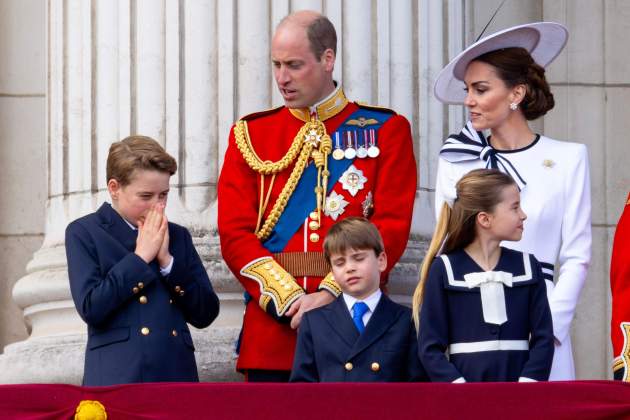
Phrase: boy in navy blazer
[
  {"left": 65, "top": 135, "right": 220, "bottom": 386},
  {"left": 290, "top": 217, "right": 425, "bottom": 382}
]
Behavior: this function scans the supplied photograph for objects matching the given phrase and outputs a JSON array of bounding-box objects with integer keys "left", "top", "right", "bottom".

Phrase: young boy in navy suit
[
  {"left": 65, "top": 135, "right": 220, "bottom": 386},
  {"left": 290, "top": 217, "right": 425, "bottom": 382}
]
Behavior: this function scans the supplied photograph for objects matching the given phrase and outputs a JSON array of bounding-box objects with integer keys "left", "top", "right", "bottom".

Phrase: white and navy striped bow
[{"left": 440, "top": 121, "right": 526, "bottom": 190}]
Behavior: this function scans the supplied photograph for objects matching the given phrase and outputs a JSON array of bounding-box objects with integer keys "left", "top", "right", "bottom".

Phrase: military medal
[
  {"left": 325, "top": 191, "right": 349, "bottom": 220},
  {"left": 340, "top": 165, "right": 367, "bottom": 197},
  {"left": 362, "top": 191, "right": 374, "bottom": 218},
  {"left": 356, "top": 130, "right": 368, "bottom": 158},
  {"left": 344, "top": 131, "right": 356, "bottom": 159},
  {"left": 332, "top": 131, "right": 345, "bottom": 160},
  {"left": 367, "top": 129, "right": 380, "bottom": 158}
]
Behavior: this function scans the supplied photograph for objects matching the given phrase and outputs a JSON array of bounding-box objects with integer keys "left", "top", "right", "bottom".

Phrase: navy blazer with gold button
[
  {"left": 290, "top": 294, "right": 426, "bottom": 382},
  {"left": 65, "top": 203, "right": 220, "bottom": 386}
]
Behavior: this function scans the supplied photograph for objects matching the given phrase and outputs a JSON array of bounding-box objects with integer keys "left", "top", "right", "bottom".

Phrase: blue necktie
[{"left": 352, "top": 302, "right": 369, "bottom": 334}]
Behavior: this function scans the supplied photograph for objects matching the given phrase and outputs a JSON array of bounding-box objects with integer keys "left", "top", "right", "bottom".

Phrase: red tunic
[
  {"left": 611, "top": 193, "right": 630, "bottom": 380},
  {"left": 217, "top": 98, "right": 417, "bottom": 372}
]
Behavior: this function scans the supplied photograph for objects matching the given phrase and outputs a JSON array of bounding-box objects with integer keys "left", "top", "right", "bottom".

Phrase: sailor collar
[
  {"left": 289, "top": 85, "right": 349, "bottom": 122},
  {"left": 439, "top": 248, "right": 535, "bottom": 291}
]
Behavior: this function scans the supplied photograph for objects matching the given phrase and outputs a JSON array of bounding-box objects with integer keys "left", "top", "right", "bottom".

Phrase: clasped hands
[{"left": 134, "top": 203, "right": 172, "bottom": 269}]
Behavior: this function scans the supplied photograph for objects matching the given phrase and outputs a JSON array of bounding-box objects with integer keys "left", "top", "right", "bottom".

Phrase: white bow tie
[{"left": 464, "top": 271, "right": 513, "bottom": 325}]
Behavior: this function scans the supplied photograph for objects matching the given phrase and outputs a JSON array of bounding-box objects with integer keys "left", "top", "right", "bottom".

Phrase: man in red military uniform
[
  {"left": 217, "top": 10, "right": 417, "bottom": 381},
  {"left": 611, "top": 193, "right": 630, "bottom": 380}
]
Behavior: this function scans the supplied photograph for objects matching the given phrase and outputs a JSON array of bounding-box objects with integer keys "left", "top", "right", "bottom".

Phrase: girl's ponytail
[
  {"left": 412, "top": 201, "right": 451, "bottom": 331},
  {"left": 412, "top": 168, "right": 518, "bottom": 333}
]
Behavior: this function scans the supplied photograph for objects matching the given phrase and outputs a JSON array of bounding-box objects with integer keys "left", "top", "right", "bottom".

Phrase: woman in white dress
[{"left": 432, "top": 22, "right": 591, "bottom": 380}]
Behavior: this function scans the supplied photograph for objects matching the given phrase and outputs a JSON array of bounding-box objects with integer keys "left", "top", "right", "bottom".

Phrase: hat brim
[{"left": 434, "top": 22, "right": 568, "bottom": 104}]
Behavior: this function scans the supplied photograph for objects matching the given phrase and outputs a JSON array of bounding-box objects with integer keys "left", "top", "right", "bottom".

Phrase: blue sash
[{"left": 262, "top": 108, "right": 393, "bottom": 252}]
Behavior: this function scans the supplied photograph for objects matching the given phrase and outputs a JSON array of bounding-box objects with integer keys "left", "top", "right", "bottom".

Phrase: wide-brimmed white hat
[{"left": 434, "top": 22, "right": 568, "bottom": 104}]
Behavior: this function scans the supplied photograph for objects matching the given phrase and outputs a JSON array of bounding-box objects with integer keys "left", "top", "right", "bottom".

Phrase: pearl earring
[{"left": 510, "top": 102, "right": 518, "bottom": 111}]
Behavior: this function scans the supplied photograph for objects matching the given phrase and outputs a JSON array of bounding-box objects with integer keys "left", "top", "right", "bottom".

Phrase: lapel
[
  {"left": 322, "top": 296, "right": 360, "bottom": 348},
  {"left": 347, "top": 294, "right": 403, "bottom": 360},
  {"left": 96, "top": 202, "right": 138, "bottom": 252}
]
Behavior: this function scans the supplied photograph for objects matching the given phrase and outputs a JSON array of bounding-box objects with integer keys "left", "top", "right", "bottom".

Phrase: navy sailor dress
[{"left": 418, "top": 247, "right": 554, "bottom": 382}]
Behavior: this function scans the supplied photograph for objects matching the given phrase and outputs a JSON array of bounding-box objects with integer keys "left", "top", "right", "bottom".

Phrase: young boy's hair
[
  {"left": 323, "top": 217, "right": 384, "bottom": 262},
  {"left": 106, "top": 135, "right": 177, "bottom": 186}
]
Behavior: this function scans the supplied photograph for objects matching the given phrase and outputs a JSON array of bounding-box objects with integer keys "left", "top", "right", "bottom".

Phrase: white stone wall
[
  {"left": 0, "top": 0, "right": 439, "bottom": 383},
  {"left": 459, "top": 0, "right": 627, "bottom": 379},
  {"left": 543, "top": 0, "right": 630, "bottom": 380},
  {"left": 0, "top": 0, "right": 45, "bottom": 351}
]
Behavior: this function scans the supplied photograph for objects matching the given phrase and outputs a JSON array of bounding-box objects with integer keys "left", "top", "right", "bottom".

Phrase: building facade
[{"left": 0, "top": 0, "right": 627, "bottom": 382}]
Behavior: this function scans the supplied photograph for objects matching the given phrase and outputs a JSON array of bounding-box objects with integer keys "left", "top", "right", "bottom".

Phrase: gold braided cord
[
  {"left": 255, "top": 174, "right": 265, "bottom": 233},
  {"left": 319, "top": 133, "right": 332, "bottom": 214},
  {"left": 311, "top": 133, "right": 332, "bottom": 221},
  {"left": 239, "top": 117, "right": 332, "bottom": 241},
  {"left": 234, "top": 120, "right": 305, "bottom": 175},
  {"left": 255, "top": 173, "right": 277, "bottom": 233},
  {"left": 256, "top": 141, "right": 315, "bottom": 240}
]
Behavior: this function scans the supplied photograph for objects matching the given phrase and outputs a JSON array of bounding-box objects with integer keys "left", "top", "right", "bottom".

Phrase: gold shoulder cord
[
  {"left": 234, "top": 119, "right": 332, "bottom": 241},
  {"left": 234, "top": 120, "right": 304, "bottom": 175}
]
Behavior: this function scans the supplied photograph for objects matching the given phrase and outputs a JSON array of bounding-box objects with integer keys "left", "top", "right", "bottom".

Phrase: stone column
[
  {"left": 0, "top": 0, "right": 237, "bottom": 383},
  {"left": 1, "top": 0, "right": 432, "bottom": 383},
  {"left": 449, "top": 0, "right": 619, "bottom": 379},
  {"left": 543, "top": 0, "right": 630, "bottom": 379},
  {"left": 0, "top": 0, "right": 45, "bottom": 352}
]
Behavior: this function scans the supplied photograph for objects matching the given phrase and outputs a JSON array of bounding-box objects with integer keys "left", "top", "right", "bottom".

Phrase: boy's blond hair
[
  {"left": 106, "top": 135, "right": 177, "bottom": 186},
  {"left": 323, "top": 217, "right": 384, "bottom": 262}
]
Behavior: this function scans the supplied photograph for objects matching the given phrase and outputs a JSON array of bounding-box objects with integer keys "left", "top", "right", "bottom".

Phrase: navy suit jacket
[
  {"left": 290, "top": 294, "right": 426, "bottom": 382},
  {"left": 65, "top": 203, "right": 220, "bottom": 386}
]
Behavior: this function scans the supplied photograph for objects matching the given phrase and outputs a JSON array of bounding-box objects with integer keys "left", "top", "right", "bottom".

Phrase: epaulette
[
  {"left": 239, "top": 105, "right": 284, "bottom": 122},
  {"left": 354, "top": 101, "right": 397, "bottom": 115}
]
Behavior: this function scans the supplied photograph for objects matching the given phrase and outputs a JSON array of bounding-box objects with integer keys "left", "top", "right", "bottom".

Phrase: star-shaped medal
[
  {"left": 305, "top": 128, "right": 321, "bottom": 146},
  {"left": 324, "top": 191, "right": 349, "bottom": 221},
  {"left": 340, "top": 165, "right": 367, "bottom": 197}
]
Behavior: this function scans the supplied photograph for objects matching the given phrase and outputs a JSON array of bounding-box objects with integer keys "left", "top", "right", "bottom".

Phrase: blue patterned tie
[{"left": 352, "top": 302, "right": 369, "bottom": 334}]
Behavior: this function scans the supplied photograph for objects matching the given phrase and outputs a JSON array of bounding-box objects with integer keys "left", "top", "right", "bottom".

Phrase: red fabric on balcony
[{"left": 1, "top": 381, "right": 629, "bottom": 420}]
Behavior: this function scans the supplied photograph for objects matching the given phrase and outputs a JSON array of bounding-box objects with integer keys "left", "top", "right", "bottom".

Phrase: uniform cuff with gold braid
[
  {"left": 613, "top": 356, "right": 627, "bottom": 381},
  {"left": 240, "top": 257, "right": 305, "bottom": 318},
  {"left": 318, "top": 272, "right": 342, "bottom": 297}
]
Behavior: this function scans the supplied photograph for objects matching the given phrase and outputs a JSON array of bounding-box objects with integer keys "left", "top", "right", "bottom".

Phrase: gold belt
[{"left": 272, "top": 252, "right": 331, "bottom": 278}]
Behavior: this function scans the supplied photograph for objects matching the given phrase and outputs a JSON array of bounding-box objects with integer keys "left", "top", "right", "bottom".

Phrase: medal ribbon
[{"left": 262, "top": 107, "right": 393, "bottom": 252}]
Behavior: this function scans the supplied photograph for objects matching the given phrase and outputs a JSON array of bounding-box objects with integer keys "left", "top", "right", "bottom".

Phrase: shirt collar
[
  {"left": 112, "top": 205, "right": 138, "bottom": 231},
  {"left": 122, "top": 217, "right": 138, "bottom": 231},
  {"left": 288, "top": 84, "right": 349, "bottom": 122},
  {"left": 342, "top": 288, "right": 382, "bottom": 314}
]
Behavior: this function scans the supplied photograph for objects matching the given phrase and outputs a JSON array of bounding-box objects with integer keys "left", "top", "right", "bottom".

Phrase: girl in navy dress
[{"left": 413, "top": 169, "right": 553, "bottom": 382}]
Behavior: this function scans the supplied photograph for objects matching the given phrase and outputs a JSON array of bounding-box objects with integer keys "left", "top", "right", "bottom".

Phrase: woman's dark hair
[{"left": 475, "top": 47, "right": 554, "bottom": 120}]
